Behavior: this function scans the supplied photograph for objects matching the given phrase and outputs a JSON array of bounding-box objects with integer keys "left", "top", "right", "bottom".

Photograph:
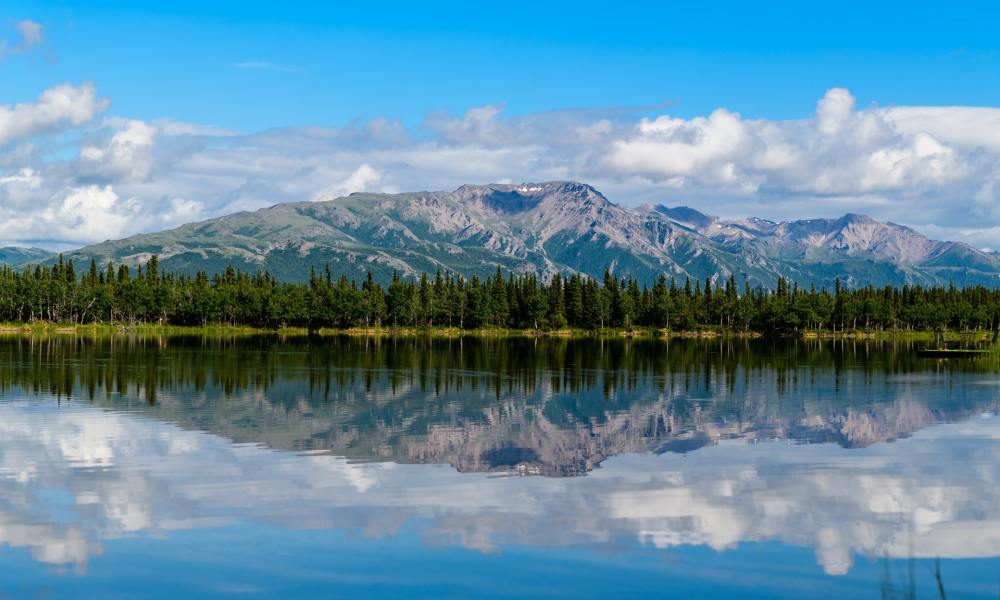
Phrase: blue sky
[
  {"left": 1, "top": 1, "right": 1000, "bottom": 249},
  {"left": 3, "top": 0, "right": 999, "bottom": 130}
]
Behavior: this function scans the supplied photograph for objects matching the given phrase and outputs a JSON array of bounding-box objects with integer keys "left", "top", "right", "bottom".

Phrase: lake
[{"left": 0, "top": 335, "right": 997, "bottom": 598}]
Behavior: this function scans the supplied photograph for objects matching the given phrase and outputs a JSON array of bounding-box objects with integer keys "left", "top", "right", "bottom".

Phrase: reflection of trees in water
[{"left": 0, "top": 335, "right": 997, "bottom": 475}]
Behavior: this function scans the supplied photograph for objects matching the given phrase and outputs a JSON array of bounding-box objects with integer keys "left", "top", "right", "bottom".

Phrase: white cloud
[
  {"left": 2, "top": 82, "right": 1000, "bottom": 248},
  {"left": 0, "top": 83, "right": 108, "bottom": 147},
  {"left": 816, "top": 87, "right": 856, "bottom": 135},
  {"left": 606, "top": 108, "right": 753, "bottom": 183},
  {"left": 604, "top": 87, "right": 970, "bottom": 198},
  {"left": 162, "top": 197, "right": 204, "bottom": 224},
  {"left": 0, "top": 184, "right": 138, "bottom": 245},
  {"left": 884, "top": 105, "right": 1000, "bottom": 151},
  {"left": 44, "top": 185, "right": 136, "bottom": 242},
  {"left": 0, "top": 168, "right": 43, "bottom": 206},
  {"left": 314, "top": 164, "right": 382, "bottom": 200},
  {"left": 424, "top": 105, "right": 509, "bottom": 145},
  {"left": 79, "top": 119, "right": 158, "bottom": 180}
]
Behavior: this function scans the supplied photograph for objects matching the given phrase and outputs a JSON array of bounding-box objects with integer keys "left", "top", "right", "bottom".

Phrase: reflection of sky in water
[{"left": 0, "top": 397, "right": 997, "bottom": 594}]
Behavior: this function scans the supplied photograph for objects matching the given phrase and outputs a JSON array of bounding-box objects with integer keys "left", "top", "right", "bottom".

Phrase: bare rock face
[{"left": 44, "top": 181, "right": 1000, "bottom": 288}]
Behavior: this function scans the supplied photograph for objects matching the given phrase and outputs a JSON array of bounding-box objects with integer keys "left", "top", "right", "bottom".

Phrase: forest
[{"left": 0, "top": 255, "right": 998, "bottom": 333}]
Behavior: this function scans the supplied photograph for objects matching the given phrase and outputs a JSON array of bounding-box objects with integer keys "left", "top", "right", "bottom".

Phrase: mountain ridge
[
  {"left": 7, "top": 181, "right": 998, "bottom": 288},
  {"left": 0, "top": 246, "right": 55, "bottom": 267}
]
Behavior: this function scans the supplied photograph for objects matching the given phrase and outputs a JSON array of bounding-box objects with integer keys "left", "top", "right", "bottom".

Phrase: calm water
[{"left": 0, "top": 335, "right": 998, "bottom": 598}]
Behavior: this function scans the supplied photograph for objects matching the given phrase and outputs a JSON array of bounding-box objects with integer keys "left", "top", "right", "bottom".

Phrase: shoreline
[{"left": 0, "top": 322, "right": 992, "bottom": 342}]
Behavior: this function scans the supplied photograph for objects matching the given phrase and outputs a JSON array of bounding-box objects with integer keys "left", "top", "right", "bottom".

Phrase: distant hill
[
  {"left": 0, "top": 246, "right": 55, "bottom": 267},
  {"left": 43, "top": 181, "right": 1000, "bottom": 288}
]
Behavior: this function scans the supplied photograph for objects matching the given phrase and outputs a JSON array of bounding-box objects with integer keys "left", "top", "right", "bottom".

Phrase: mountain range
[{"left": 5, "top": 181, "right": 998, "bottom": 288}]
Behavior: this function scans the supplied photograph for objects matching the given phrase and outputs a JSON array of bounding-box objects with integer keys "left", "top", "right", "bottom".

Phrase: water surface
[{"left": 0, "top": 336, "right": 997, "bottom": 598}]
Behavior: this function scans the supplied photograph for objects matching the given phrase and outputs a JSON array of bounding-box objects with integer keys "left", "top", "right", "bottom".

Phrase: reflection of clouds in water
[
  {"left": 0, "top": 401, "right": 996, "bottom": 576},
  {"left": 602, "top": 421, "right": 1000, "bottom": 575},
  {"left": 0, "top": 512, "right": 96, "bottom": 569}
]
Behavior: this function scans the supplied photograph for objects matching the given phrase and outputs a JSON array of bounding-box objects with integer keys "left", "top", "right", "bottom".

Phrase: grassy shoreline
[{"left": 0, "top": 322, "right": 995, "bottom": 342}]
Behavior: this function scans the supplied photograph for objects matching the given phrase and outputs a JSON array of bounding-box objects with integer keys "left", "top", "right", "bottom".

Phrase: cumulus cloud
[
  {"left": 48, "top": 185, "right": 136, "bottom": 241},
  {"left": 0, "top": 185, "right": 138, "bottom": 244},
  {"left": 604, "top": 88, "right": 970, "bottom": 198},
  {"left": 0, "top": 83, "right": 108, "bottom": 148},
  {"left": 314, "top": 164, "right": 382, "bottom": 200},
  {"left": 816, "top": 87, "right": 856, "bottom": 135},
  {"left": 79, "top": 119, "right": 158, "bottom": 181},
  {"left": 606, "top": 108, "right": 756, "bottom": 188},
  {"left": 885, "top": 105, "right": 1000, "bottom": 151},
  {"left": 1, "top": 82, "right": 1000, "bottom": 248}
]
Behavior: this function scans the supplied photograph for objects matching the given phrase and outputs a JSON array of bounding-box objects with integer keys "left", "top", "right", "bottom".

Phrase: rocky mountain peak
[
  {"left": 838, "top": 213, "right": 875, "bottom": 224},
  {"left": 452, "top": 181, "right": 610, "bottom": 215}
]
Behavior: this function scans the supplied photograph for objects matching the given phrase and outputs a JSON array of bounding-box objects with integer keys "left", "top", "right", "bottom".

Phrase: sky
[{"left": 0, "top": 0, "right": 999, "bottom": 249}]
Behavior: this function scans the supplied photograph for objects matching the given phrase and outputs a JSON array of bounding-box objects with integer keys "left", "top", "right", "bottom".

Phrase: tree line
[{"left": 1, "top": 255, "right": 998, "bottom": 332}]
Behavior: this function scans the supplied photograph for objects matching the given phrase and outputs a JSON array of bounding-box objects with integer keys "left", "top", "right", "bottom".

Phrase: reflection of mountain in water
[{"left": 1, "top": 336, "right": 996, "bottom": 476}]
